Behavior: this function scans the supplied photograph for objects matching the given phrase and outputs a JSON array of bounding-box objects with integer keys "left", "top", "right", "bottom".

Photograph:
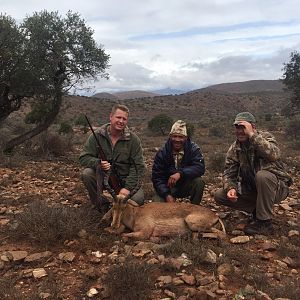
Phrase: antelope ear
[{"left": 127, "top": 199, "right": 139, "bottom": 207}]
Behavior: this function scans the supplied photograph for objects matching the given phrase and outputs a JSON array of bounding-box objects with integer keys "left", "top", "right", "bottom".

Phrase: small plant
[
  {"left": 208, "top": 151, "right": 225, "bottom": 173},
  {"left": 160, "top": 235, "right": 221, "bottom": 269},
  {"left": 186, "top": 122, "right": 195, "bottom": 137},
  {"left": 74, "top": 113, "right": 88, "bottom": 126},
  {"left": 38, "top": 132, "right": 72, "bottom": 157},
  {"left": 285, "top": 117, "right": 300, "bottom": 139},
  {"left": 58, "top": 120, "right": 73, "bottom": 135},
  {"left": 208, "top": 126, "right": 225, "bottom": 138},
  {"left": 104, "top": 259, "right": 154, "bottom": 300},
  {"left": 13, "top": 201, "right": 97, "bottom": 247}
]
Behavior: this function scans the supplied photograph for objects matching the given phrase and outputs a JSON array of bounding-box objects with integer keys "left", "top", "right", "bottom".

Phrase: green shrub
[
  {"left": 74, "top": 113, "right": 88, "bottom": 126},
  {"left": 148, "top": 114, "right": 173, "bottom": 135},
  {"left": 285, "top": 117, "right": 300, "bottom": 139},
  {"left": 208, "top": 126, "right": 225, "bottom": 138},
  {"left": 208, "top": 152, "right": 226, "bottom": 173},
  {"left": 58, "top": 120, "right": 73, "bottom": 135}
]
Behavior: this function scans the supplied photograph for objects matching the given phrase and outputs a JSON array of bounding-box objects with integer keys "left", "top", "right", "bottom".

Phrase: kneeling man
[{"left": 152, "top": 120, "right": 205, "bottom": 204}]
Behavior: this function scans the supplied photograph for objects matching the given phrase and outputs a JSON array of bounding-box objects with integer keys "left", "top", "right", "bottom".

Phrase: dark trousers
[
  {"left": 81, "top": 168, "right": 144, "bottom": 206},
  {"left": 214, "top": 170, "right": 289, "bottom": 220},
  {"left": 154, "top": 177, "right": 205, "bottom": 204}
]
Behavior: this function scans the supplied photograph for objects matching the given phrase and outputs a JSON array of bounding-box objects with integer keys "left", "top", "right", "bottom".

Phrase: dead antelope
[{"left": 102, "top": 171, "right": 225, "bottom": 240}]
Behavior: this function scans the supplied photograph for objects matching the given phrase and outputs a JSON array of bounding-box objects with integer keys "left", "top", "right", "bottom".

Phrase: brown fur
[{"left": 102, "top": 198, "right": 225, "bottom": 240}]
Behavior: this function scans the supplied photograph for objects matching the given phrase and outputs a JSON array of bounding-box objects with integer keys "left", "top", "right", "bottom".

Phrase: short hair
[{"left": 111, "top": 104, "right": 130, "bottom": 115}]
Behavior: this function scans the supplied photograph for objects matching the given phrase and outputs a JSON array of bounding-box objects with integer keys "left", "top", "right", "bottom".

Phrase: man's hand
[
  {"left": 237, "top": 121, "right": 255, "bottom": 138},
  {"left": 167, "top": 172, "right": 181, "bottom": 188},
  {"left": 165, "top": 195, "right": 175, "bottom": 203},
  {"left": 227, "top": 188, "right": 238, "bottom": 202},
  {"left": 100, "top": 160, "right": 111, "bottom": 171},
  {"left": 118, "top": 188, "right": 130, "bottom": 198}
]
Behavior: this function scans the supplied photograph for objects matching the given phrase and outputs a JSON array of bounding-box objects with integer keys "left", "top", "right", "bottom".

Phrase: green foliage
[
  {"left": 186, "top": 122, "right": 195, "bottom": 137},
  {"left": 208, "top": 151, "right": 226, "bottom": 173},
  {"left": 208, "top": 126, "right": 225, "bottom": 138},
  {"left": 1, "top": 10, "right": 110, "bottom": 150},
  {"left": 285, "top": 117, "right": 300, "bottom": 139},
  {"left": 282, "top": 51, "right": 300, "bottom": 113},
  {"left": 74, "top": 113, "right": 88, "bottom": 126},
  {"left": 264, "top": 113, "right": 272, "bottom": 121},
  {"left": 58, "top": 120, "right": 73, "bottom": 135},
  {"left": 25, "top": 101, "right": 53, "bottom": 124},
  {"left": 148, "top": 113, "right": 173, "bottom": 135}
]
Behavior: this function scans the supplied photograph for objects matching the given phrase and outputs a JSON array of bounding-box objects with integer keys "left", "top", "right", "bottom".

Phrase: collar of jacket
[
  {"left": 99, "top": 123, "right": 131, "bottom": 140},
  {"left": 165, "top": 137, "right": 191, "bottom": 156}
]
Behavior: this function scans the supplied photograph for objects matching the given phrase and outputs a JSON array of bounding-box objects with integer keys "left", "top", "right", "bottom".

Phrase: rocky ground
[{"left": 0, "top": 132, "right": 299, "bottom": 300}]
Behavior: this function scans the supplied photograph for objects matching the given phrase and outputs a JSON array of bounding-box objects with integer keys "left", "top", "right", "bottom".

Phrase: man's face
[
  {"left": 170, "top": 134, "right": 187, "bottom": 151},
  {"left": 235, "top": 124, "right": 248, "bottom": 143},
  {"left": 110, "top": 109, "right": 128, "bottom": 132}
]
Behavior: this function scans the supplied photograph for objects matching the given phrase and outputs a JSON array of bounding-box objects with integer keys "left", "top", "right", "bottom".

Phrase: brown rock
[
  {"left": 24, "top": 251, "right": 52, "bottom": 262},
  {"left": 181, "top": 274, "right": 196, "bottom": 286},
  {"left": 9, "top": 250, "right": 28, "bottom": 261}
]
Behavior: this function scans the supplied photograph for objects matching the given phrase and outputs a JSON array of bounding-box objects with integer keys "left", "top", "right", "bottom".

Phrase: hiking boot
[{"left": 244, "top": 219, "right": 274, "bottom": 235}]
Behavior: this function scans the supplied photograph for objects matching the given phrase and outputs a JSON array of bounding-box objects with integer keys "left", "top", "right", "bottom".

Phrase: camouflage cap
[
  {"left": 170, "top": 120, "right": 187, "bottom": 136},
  {"left": 233, "top": 112, "right": 256, "bottom": 125}
]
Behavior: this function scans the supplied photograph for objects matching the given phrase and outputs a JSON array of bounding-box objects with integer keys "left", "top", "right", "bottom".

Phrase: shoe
[{"left": 244, "top": 219, "right": 274, "bottom": 235}]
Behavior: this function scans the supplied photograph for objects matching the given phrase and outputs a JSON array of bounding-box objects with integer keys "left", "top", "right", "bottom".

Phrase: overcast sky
[{"left": 2, "top": 0, "right": 300, "bottom": 94}]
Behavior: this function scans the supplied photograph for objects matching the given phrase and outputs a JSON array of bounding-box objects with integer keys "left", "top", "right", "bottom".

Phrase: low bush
[
  {"left": 13, "top": 201, "right": 97, "bottom": 247},
  {"left": 104, "top": 259, "right": 154, "bottom": 300}
]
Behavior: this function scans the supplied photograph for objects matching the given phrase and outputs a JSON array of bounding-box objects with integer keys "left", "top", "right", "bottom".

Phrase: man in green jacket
[
  {"left": 214, "top": 112, "right": 292, "bottom": 235},
  {"left": 79, "top": 104, "right": 145, "bottom": 212}
]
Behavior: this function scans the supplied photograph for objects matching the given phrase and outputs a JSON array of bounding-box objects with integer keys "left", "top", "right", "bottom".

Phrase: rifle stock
[{"left": 85, "top": 115, "right": 122, "bottom": 194}]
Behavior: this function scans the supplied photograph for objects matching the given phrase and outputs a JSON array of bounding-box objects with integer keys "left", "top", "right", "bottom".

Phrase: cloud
[{"left": 2, "top": 0, "right": 300, "bottom": 93}]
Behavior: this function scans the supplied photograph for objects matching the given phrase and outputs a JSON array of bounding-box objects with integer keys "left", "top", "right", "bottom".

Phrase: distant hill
[
  {"left": 201, "top": 79, "right": 284, "bottom": 94},
  {"left": 93, "top": 90, "right": 161, "bottom": 100},
  {"left": 60, "top": 79, "right": 290, "bottom": 127},
  {"left": 153, "top": 88, "right": 188, "bottom": 95},
  {"left": 113, "top": 90, "right": 161, "bottom": 100},
  {"left": 93, "top": 92, "right": 118, "bottom": 100}
]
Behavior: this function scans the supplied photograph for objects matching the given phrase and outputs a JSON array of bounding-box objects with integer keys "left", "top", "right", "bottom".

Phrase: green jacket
[
  {"left": 79, "top": 123, "right": 145, "bottom": 191},
  {"left": 223, "top": 130, "right": 292, "bottom": 193}
]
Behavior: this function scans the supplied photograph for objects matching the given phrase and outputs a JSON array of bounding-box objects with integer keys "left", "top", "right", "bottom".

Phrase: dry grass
[
  {"left": 103, "top": 259, "right": 154, "bottom": 300},
  {"left": 12, "top": 201, "right": 99, "bottom": 247}
]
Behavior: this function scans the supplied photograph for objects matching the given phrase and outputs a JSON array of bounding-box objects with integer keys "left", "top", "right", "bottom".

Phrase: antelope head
[{"left": 103, "top": 169, "right": 141, "bottom": 229}]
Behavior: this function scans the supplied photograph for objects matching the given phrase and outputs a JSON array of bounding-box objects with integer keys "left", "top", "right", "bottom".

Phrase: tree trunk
[
  {"left": 3, "top": 93, "right": 62, "bottom": 153},
  {"left": 0, "top": 84, "right": 24, "bottom": 124}
]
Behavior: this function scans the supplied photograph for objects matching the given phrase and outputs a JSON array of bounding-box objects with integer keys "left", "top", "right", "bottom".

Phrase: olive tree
[
  {"left": 148, "top": 114, "right": 173, "bottom": 135},
  {"left": 0, "top": 14, "right": 33, "bottom": 123},
  {"left": 282, "top": 51, "right": 300, "bottom": 114},
  {"left": 1, "top": 11, "right": 110, "bottom": 152}
]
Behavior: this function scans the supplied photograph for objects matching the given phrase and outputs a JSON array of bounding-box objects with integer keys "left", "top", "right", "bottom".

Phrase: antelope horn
[{"left": 103, "top": 169, "right": 118, "bottom": 200}]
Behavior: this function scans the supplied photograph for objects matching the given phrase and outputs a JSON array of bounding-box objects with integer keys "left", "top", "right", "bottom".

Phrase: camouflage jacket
[
  {"left": 223, "top": 130, "right": 293, "bottom": 193},
  {"left": 79, "top": 123, "right": 145, "bottom": 191}
]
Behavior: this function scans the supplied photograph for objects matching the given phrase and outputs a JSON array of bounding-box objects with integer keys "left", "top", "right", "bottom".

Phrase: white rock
[
  {"left": 87, "top": 288, "right": 99, "bottom": 297},
  {"left": 33, "top": 268, "right": 47, "bottom": 279},
  {"left": 230, "top": 236, "right": 250, "bottom": 244}
]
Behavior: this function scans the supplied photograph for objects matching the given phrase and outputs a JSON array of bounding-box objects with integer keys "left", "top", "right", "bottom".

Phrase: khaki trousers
[{"left": 214, "top": 170, "right": 289, "bottom": 220}]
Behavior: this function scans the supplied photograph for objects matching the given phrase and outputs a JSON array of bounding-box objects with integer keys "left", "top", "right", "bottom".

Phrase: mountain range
[{"left": 93, "top": 79, "right": 284, "bottom": 100}]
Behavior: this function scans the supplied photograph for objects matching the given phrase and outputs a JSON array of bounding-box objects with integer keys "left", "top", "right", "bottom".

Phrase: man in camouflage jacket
[
  {"left": 214, "top": 112, "right": 292, "bottom": 235},
  {"left": 79, "top": 104, "right": 145, "bottom": 212}
]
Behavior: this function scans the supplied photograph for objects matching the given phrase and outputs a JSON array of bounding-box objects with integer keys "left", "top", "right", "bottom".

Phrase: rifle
[{"left": 85, "top": 115, "right": 122, "bottom": 195}]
